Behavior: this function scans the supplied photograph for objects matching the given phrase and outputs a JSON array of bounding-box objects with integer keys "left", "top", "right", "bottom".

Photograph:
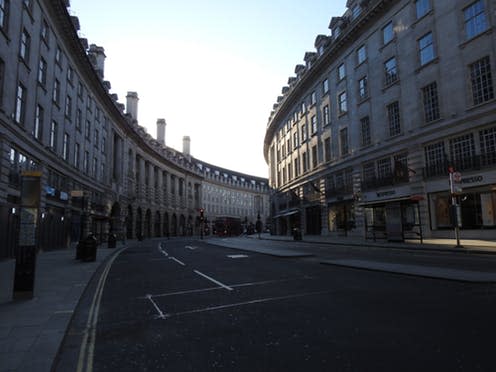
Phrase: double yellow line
[{"left": 76, "top": 248, "right": 125, "bottom": 372}]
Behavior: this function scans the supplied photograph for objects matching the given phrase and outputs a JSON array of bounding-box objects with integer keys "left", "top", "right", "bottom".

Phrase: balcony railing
[{"left": 423, "top": 152, "right": 496, "bottom": 179}]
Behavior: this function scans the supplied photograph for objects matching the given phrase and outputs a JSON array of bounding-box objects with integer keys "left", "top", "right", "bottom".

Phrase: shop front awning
[
  {"left": 358, "top": 195, "right": 424, "bottom": 207},
  {"left": 273, "top": 209, "right": 300, "bottom": 218}
]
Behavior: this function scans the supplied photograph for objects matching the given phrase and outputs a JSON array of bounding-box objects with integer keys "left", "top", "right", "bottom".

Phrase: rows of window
[
  {"left": 273, "top": 0, "right": 494, "bottom": 189},
  {"left": 1, "top": 2, "right": 111, "bottom": 184}
]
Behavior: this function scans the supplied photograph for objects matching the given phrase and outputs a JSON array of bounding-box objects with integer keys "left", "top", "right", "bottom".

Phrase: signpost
[
  {"left": 448, "top": 167, "right": 463, "bottom": 248},
  {"left": 14, "top": 171, "right": 42, "bottom": 298}
]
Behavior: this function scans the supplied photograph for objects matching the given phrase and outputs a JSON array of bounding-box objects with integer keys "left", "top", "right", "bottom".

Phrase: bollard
[
  {"left": 83, "top": 234, "right": 98, "bottom": 262},
  {"left": 108, "top": 233, "right": 117, "bottom": 248}
]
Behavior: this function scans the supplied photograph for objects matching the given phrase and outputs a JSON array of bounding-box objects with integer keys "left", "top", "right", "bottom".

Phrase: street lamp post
[{"left": 449, "top": 167, "right": 463, "bottom": 248}]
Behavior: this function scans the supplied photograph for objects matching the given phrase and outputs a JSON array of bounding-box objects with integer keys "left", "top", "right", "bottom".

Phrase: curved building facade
[
  {"left": 264, "top": 0, "right": 496, "bottom": 241},
  {"left": 0, "top": 0, "right": 269, "bottom": 301}
]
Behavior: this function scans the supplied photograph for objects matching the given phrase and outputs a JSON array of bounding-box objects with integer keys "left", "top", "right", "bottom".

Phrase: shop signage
[
  {"left": 45, "top": 186, "right": 56, "bottom": 196},
  {"left": 71, "top": 190, "right": 84, "bottom": 197},
  {"left": 376, "top": 190, "right": 396, "bottom": 198},
  {"left": 461, "top": 175, "right": 483, "bottom": 184}
]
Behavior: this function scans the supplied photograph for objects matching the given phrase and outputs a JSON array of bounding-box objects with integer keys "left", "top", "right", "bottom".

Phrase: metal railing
[{"left": 423, "top": 152, "right": 496, "bottom": 178}]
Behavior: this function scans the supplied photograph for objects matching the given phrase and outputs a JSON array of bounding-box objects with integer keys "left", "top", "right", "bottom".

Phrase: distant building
[
  {"left": 264, "top": 0, "right": 496, "bottom": 241},
  {"left": 0, "top": 0, "right": 268, "bottom": 303},
  {"left": 197, "top": 162, "right": 270, "bottom": 235}
]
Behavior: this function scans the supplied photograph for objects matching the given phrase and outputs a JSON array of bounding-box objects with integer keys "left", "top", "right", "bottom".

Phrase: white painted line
[
  {"left": 54, "top": 309, "right": 74, "bottom": 314},
  {"left": 193, "top": 270, "right": 233, "bottom": 291},
  {"left": 185, "top": 245, "right": 197, "bottom": 250},
  {"left": 138, "top": 277, "right": 316, "bottom": 300},
  {"left": 140, "top": 286, "right": 222, "bottom": 299},
  {"left": 146, "top": 294, "right": 166, "bottom": 319},
  {"left": 227, "top": 254, "right": 248, "bottom": 259},
  {"left": 158, "top": 244, "right": 169, "bottom": 257},
  {"left": 231, "top": 277, "right": 313, "bottom": 288},
  {"left": 77, "top": 247, "right": 125, "bottom": 372},
  {"left": 164, "top": 290, "right": 330, "bottom": 318},
  {"left": 169, "top": 257, "right": 186, "bottom": 266}
]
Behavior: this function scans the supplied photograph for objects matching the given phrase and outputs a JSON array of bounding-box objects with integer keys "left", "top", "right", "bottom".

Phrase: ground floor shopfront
[
  {"left": 271, "top": 170, "right": 496, "bottom": 241},
  {"left": 426, "top": 170, "right": 496, "bottom": 239}
]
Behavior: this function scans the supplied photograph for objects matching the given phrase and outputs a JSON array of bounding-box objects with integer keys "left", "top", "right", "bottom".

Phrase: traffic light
[{"left": 200, "top": 208, "right": 204, "bottom": 222}]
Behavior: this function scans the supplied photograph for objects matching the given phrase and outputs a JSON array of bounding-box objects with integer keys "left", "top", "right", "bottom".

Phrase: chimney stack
[
  {"left": 126, "top": 92, "right": 139, "bottom": 121},
  {"left": 88, "top": 44, "right": 106, "bottom": 78},
  {"left": 183, "top": 136, "right": 191, "bottom": 157},
  {"left": 157, "top": 119, "right": 166, "bottom": 146}
]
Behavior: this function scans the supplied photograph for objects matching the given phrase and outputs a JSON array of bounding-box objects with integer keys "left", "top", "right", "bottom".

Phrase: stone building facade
[
  {"left": 0, "top": 0, "right": 268, "bottom": 302},
  {"left": 264, "top": 0, "right": 496, "bottom": 241},
  {"left": 198, "top": 163, "right": 270, "bottom": 234}
]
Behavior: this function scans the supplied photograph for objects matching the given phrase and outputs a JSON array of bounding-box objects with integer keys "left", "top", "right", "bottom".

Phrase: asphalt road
[{"left": 54, "top": 238, "right": 496, "bottom": 371}]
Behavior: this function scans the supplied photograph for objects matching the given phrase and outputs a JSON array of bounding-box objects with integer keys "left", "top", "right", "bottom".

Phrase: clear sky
[{"left": 68, "top": 0, "right": 347, "bottom": 178}]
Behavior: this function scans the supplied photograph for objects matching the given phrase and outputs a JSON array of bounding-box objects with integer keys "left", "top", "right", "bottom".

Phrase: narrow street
[{"left": 54, "top": 238, "right": 496, "bottom": 371}]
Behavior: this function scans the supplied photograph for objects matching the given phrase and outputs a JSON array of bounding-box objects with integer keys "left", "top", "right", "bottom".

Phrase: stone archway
[
  {"left": 187, "top": 215, "right": 193, "bottom": 236},
  {"left": 145, "top": 209, "right": 151, "bottom": 238},
  {"left": 110, "top": 202, "right": 121, "bottom": 239},
  {"left": 136, "top": 207, "right": 143, "bottom": 239},
  {"left": 171, "top": 214, "right": 177, "bottom": 236},
  {"left": 179, "top": 214, "right": 186, "bottom": 236},
  {"left": 154, "top": 211, "right": 161, "bottom": 237},
  {"left": 126, "top": 205, "right": 133, "bottom": 239},
  {"left": 163, "top": 212, "right": 169, "bottom": 237}
]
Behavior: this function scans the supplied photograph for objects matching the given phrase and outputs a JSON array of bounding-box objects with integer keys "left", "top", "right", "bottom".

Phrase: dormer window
[
  {"left": 352, "top": 5, "right": 361, "bottom": 20},
  {"left": 334, "top": 27, "right": 341, "bottom": 38}
]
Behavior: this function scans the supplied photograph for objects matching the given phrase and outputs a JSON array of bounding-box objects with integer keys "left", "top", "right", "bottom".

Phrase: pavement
[
  {"left": 250, "top": 232, "right": 496, "bottom": 254},
  {"left": 1, "top": 234, "right": 496, "bottom": 372},
  {"left": 0, "top": 244, "right": 125, "bottom": 372}
]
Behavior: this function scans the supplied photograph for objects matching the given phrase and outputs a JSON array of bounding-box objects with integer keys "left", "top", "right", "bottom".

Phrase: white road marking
[
  {"left": 169, "top": 257, "right": 186, "bottom": 266},
  {"left": 139, "top": 286, "right": 222, "bottom": 299},
  {"left": 54, "top": 309, "right": 74, "bottom": 314},
  {"left": 185, "top": 245, "right": 197, "bottom": 250},
  {"left": 138, "top": 277, "right": 315, "bottom": 300},
  {"left": 158, "top": 243, "right": 168, "bottom": 257},
  {"left": 146, "top": 294, "right": 166, "bottom": 319},
  {"left": 77, "top": 247, "right": 125, "bottom": 372},
  {"left": 227, "top": 254, "right": 248, "bottom": 259},
  {"left": 193, "top": 270, "right": 233, "bottom": 291},
  {"left": 163, "top": 290, "right": 330, "bottom": 318}
]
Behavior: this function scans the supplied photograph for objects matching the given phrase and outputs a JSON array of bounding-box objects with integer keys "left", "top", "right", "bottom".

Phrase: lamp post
[
  {"left": 256, "top": 212, "right": 262, "bottom": 239},
  {"left": 448, "top": 167, "right": 463, "bottom": 248},
  {"left": 199, "top": 208, "right": 204, "bottom": 240}
]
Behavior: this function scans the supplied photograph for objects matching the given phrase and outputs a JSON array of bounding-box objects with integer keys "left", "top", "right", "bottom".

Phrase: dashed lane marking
[{"left": 227, "top": 254, "right": 249, "bottom": 259}]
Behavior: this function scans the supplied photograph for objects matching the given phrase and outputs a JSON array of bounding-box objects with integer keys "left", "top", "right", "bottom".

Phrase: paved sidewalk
[
  {"left": 251, "top": 233, "right": 496, "bottom": 254},
  {"left": 211, "top": 233, "right": 496, "bottom": 283},
  {"left": 0, "top": 245, "right": 123, "bottom": 372}
]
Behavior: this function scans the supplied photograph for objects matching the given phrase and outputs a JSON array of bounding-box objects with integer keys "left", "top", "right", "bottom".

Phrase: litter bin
[
  {"left": 83, "top": 234, "right": 98, "bottom": 262},
  {"left": 108, "top": 233, "right": 117, "bottom": 248},
  {"left": 76, "top": 241, "right": 83, "bottom": 260},
  {"left": 293, "top": 228, "right": 302, "bottom": 241}
]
